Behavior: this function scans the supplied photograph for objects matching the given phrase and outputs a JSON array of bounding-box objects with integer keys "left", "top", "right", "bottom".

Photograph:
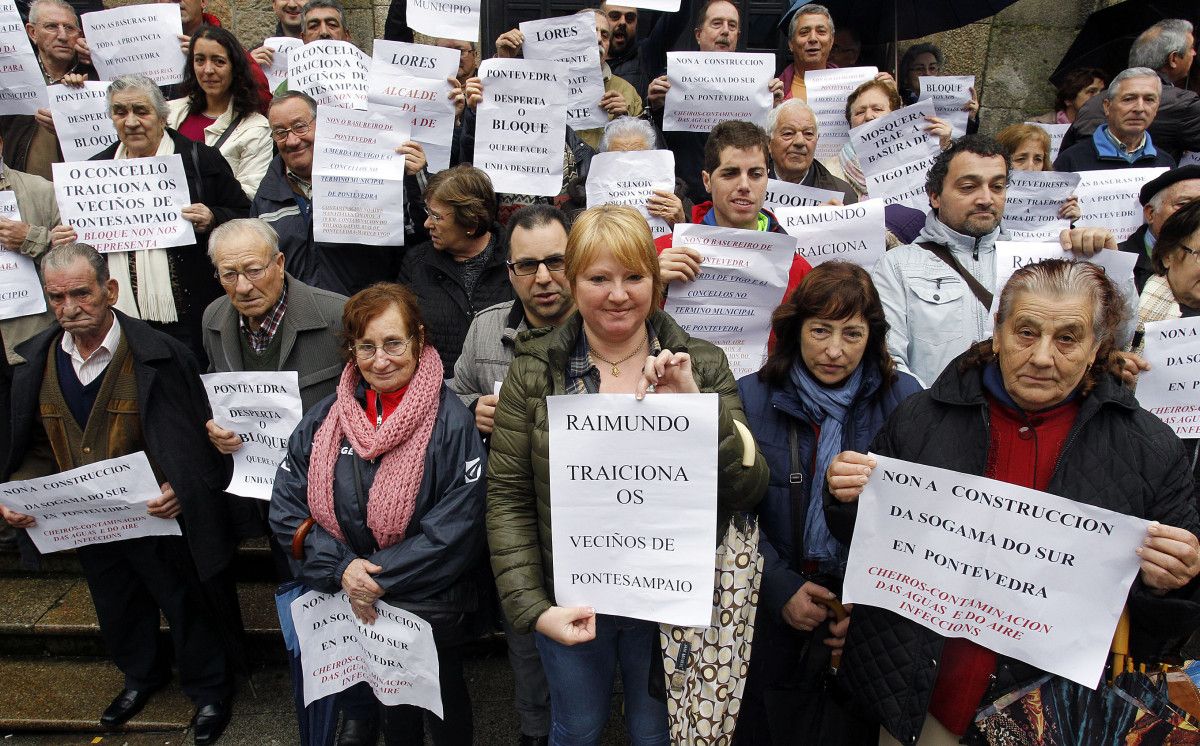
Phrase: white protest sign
[
  {"left": 0, "top": 0, "right": 48, "bottom": 115},
  {"left": 312, "top": 106, "right": 411, "bottom": 246},
  {"left": 806, "top": 66, "right": 878, "bottom": 158},
  {"left": 664, "top": 223, "right": 795, "bottom": 377},
  {"left": 586, "top": 150, "right": 675, "bottom": 239},
  {"left": 407, "top": 0, "right": 480, "bottom": 43},
  {"left": 918, "top": 75, "right": 973, "bottom": 139},
  {"left": 473, "top": 58, "right": 567, "bottom": 197},
  {"left": 1026, "top": 121, "right": 1069, "bottom": 162},
  {"left": 0, "top": 192, "right": 46, "bottom": 320},
  {"left": 368, "top": 41, "right": 458, "bottom": 173},
  {"left": 82, "top": 5, "right": 186, "bottom": 85},
  {"left": 849, "top": 100, "right": 940, "bottom": 178},
  {"left": 776, "top": 199, "right": 886, "bottom": 269},
  {"left": 289, "top": 40, "right": 370, "bottom": 110},
  {"left": 52, "top": 156, "right": 196, "bottom": 253},
  {"left": 1136, "top": 316, "right": 1200, "bottom": 438},
  {"left": 1074, "top": 167, "right": 1168, "bottom": 242},
  {"left": 291, "top": 590, "right": 443, "bottom": 713},
  {"left": 865, "top": 152, "right": 937, "bottom": 212},
  {"left": 662, "top": 52, "right": 774, "bottom": 133},
  {"left": 0, "top": 452, "right": 182, "bottom": 553},
  {"left": 48, "top": 82, "right": 118, "bottom": 162},
  {"left": 548, "top": 393, "right": 718, "bottom": 627},
  {"left": 521, "top": 12, "right": 606, "bottom": 131},
  {"left": 1001, "top": 170, "right": 1080, "bottom": 242},
  {"left": 843, "top": 454, "right": 1148, "bottom": 688},
  {"left": 763, "top": 179, "right": 841, "bottom": 214},
  {"left": 201, "top": 372, "right": 302, "bottom": 501},
  {"left": 261, "top": 37, "right": 302, "bottom": 93}
]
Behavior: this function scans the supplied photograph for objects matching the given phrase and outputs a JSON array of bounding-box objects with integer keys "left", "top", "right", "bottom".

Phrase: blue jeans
[{"left": 534, "top": 615, "right": 669, "bottom": 746}]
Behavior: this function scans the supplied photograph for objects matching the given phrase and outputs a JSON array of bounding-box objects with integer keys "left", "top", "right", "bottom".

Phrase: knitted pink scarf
[{"left": 306, "top": 346, "right": 444, "bottom": 549}]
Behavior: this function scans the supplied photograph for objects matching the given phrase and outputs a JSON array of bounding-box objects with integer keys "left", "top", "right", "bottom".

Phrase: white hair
[
  {"left": 599, "top": 116, "right": 658, "bottom": 152},
  {"left": 1129, "top": 19, "right": 1194, "bottom": 71},
  {"left": 766, "top": 98, "right": 817, "bottom": 138},
  {"left": 208, "top": 219, "right": 282, "bottom": 263},
  {"left": 107, "top": 74, "right": 169, "bottom": 120},
  {"left": 28, "top": 0, "right": 77, "bottom": 26},
  {"left": 1105, "top": 67, "right": 1162, "bottom": 99}
]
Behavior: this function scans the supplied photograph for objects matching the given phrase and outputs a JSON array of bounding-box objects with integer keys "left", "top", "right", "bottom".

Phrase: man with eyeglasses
[
  {"left": 251, "top": 91, "right": 428, "bottom": 296},
  {"left": 201, "top": 218, "right": 345, "bottom": 576},
  {"left": 447, "top": 204, "right": 572, "bottom": 746},
  {"left": 599, "top": 1, "right": 695, "bottom": 103},
  {"left": 0, "top": 0, "right": 98, "bottom": 181}
]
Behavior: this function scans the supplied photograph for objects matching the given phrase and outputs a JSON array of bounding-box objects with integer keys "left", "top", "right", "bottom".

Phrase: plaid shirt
[
  {"left": 240, "top": 280, "right": 289, "bottom": 354},
  {"left": 565, "top": 322, "right": 661, "bottom": 395},
  {"left": 1131, "top": 274, "right": 1180, "bottom": 355}
]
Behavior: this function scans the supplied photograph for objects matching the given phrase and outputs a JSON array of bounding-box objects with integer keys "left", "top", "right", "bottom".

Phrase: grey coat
[
  {"left": 201, "top": 274, "right": 347, "bottom": 412},
  {"left": 448, "top": 299, "right": 529, "bottom": 410}
]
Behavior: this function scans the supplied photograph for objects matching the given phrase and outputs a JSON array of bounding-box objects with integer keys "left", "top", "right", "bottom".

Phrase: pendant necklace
[{"left": 590, "top": 331, "right": 647, "bottom": 377}]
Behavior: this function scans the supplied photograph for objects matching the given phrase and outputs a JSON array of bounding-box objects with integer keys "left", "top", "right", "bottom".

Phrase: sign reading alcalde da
[
  {"left": 842, "top": 455, "right": 1147, "bottom": 688},
  {"left": 549, "top": 394, "right": 718, "bottom": 627}
]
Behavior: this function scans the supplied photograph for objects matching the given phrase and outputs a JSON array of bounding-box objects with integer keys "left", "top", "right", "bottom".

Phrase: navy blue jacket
[
  {"left": 737, "top": 364, "right": 921, "bottom": 619},
  {"left": 269, "top": 380, "right": 488, "bottom": 621}
]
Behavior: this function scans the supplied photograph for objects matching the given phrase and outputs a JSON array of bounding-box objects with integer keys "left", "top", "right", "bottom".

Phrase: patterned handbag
[{"left": 660, "top": 513, "right": 764, "bottom": 744}]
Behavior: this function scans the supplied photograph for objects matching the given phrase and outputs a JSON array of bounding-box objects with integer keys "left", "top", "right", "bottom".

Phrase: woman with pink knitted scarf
[{"left": 270, "top": 283, "right": 488, "bottom": 746}]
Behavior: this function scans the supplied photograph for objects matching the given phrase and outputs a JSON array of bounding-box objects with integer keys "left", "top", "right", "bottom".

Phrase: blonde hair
[
  {"left": 996, "top": 124, "right": 1051, "bottom": 170},
  {"left": 565, "top": 205, "right": 664, "bottom": 310}
]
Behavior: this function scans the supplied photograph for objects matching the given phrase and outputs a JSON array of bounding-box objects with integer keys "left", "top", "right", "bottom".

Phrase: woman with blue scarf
[{"left": 733, "top": 261, "right": 920, "bottom": 745}]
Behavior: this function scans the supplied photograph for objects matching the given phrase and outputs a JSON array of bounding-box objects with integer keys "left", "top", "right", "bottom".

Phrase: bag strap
[
  {"left": 188, "top": 140, "right": 205, "bottom": 206},
  {"left": 788, "top": 422, "right": 808, "bottom": 579},
  {"left": 918, "top": 240, "right": 993, "bottom": 310},
  {"left": 212, "top": 112, "right": 244, "bottom": 150}
]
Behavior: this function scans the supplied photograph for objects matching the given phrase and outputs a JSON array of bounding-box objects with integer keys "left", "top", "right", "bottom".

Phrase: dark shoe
[
  {"left": 337, "top": 716, "right": 380, "bottom": 746},
  {"left": 99, "top": 687, "right": 156, "bottom": 727},
  {"left": 191, "top": 701, "right": 232, "bottom": 745},
  {"left": 518, "top": 735, "right": 548, "bottom": 746}
]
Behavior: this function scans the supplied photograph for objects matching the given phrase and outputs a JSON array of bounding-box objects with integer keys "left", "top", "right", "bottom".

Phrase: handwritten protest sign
[
  {"left": 762, "top": 179, "right": 840, "bottom": 214},
  {"left": 312, "top": 106, "right": 411, "bottom": 246},
  {"left": 806, "top": 66, "right": 877, "bottom": 158},
  {"left": 664, "top": 223, "right": 795, "bottom": 377},
  {"left": 1026, "top": 121, "right": 1069, "bottom": 162},
  {"left": 0, "top": 0, "right": 49, "bottom": 115},
  {"left": 82, "top": 5, "right": 186, "bottom": 85},
  {"left": 662, "top": 52, "right": 773, "bottom": 132},
  {"left": 849, "top": 100, "right": 940, "bottom": 178},
  {"left": 1001, "top": 171, "right": 1080, "bottom": 242},
  {"left": 368, "top": 41, "right": 458, "bottom": 173},
  {"left": 521, "top": 12, "right": 606, "bottom": 131},
  {"left": 289, "top": 40, "right": 370, "bottom": 110},
  {"left": 549, "top": 393, "right": 718, "bottom": 626},
  {"left": 260, "top": 37, "right": 301, "bottom": 93},
  {"left": 1136, "top": 316, "right": 1200, "bottom": 438},
  {"left": 586, "top": 150, "right": 675, "bottom": 239},
  {"left": 0, "top": 192, "right": 46, "bottom": 320},
  {"left": 0, "top": 452, "right": 182, "bottom": 553},
  {"left": 1074, "top": 167, "right": 1168, "bottom": 242},
  {"left": 918, "top": 75, "right": 973, "bottom": 138},
  {"left": 865, "top": 152, "right": 937, "bottom": 212},
  {"left": 291, "top": 590, "right": 443, "bottom": 712},
  {"left": 52, "top": 156, "right": 196, "bottom": 253},
  {"left": 201, "top": 372, "right": 302, "bottom": 501},
  {"left": 473, "top": 58, "right": 567, "bottom": 197},
  {"left": 48, "top": 82, "right": 118, "bottom": 162},
  {"left": 776, "top": 199, "right": 886, "bottom": 269},
  {"left": 407, "top": 0, "right": 480, "bottom": 43},
  {"left": 843, "top": 454, "right": 1148, "bottom": 688}
]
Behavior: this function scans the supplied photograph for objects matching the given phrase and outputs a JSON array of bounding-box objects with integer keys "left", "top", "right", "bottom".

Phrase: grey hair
[
  {"left": 302, "top": 0, "right": 346, "bottom": 26},
  {"left": 270, "top": 90, "right": 318, "bottom": 117},
  {"left": 599, "top": 116, "right": 657, "bottom": 152},
  {"left": 1105, "top": 67, "right": 1162, "bottom": 99},
  {"left": 28, "top": 0, "right": 78, "bottom": 26},
  {"left": 1129, "top": 19, "right": 1194, "bottom": 71},
  {"left": 42, "top": 243, "right": 109, "bottom": 286},
  {"left": 766, "top": 98, "right": 817, "bottom": 138},
  {"left": 107, "top": 74, "right": 168, "bottom": 120},
  {"left": 788, "top": 3, "right": 834, "bottom": 40},
  {"left": 996, "top": 259, "right": 1125, "bottom": 351},
  {"left": 207, "top": 219, "right": 281, "bottom": 263}
]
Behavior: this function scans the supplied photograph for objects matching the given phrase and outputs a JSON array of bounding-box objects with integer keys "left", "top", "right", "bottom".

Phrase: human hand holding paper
[
  {"left": 1058, "top": 226, "right": 1115, "bottom": 257},
  {"left": 146, "top": 482, "right": 181, "bottom": 519},
  {"left": 0, "top": 218, "right": 31, "bottom": 250},
  {"left": 495, "top": 29, "right": 523, "bottom": 58},
  {"left": 474, "top": 394, "right": 498, "bottom": 434},
  {"left": 826, "top": 450, "right": 876, "bottom": 503},
  {"left": 637, "top": 350, "right": 698, "bottom": 399},
  {"left": 658, "top": 245, "right": 701, "bottom": 284},
  {"left": 0, "top": 504, "right": 35, "bottom": 529},
  {"left": 1137, "top": 522, "right": 1200, "bottom": 592},
  {"left": 205, "top": 419, "right": 242, "bottom": 454}
]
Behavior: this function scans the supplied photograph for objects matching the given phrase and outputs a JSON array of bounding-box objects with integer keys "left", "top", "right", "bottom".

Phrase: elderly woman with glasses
[{"left": 271, "top": 282, "right": 487, "bottom": 745}]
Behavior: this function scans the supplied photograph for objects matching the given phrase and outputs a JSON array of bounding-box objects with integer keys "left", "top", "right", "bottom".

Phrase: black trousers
[{"left": 76, "top": 535, "right": 230, "bottom": 705}]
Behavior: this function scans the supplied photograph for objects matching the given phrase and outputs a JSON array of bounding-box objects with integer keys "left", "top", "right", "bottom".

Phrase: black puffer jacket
[{"left": 828, "top": 352, "right": 1200, "bottom": 745}]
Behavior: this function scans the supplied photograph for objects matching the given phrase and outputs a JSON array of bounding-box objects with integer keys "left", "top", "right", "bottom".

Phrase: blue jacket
[
  {"left": 269, "top": 380, "right": 488, "bottom": 622},
  {"left": 737, "top": 364, "right": 921, "bottom": 619},
  {"left": 1053, "top": 125, "right": 1176, "bottom": 172}
]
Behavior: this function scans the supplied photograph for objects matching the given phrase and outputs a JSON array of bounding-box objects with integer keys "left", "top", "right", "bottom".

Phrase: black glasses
[
  {"left": 506, "top": 255, "right": 566, "bottom": 276},
  {"left": 607, "top": 10, "right": 637, "bottom": 23}
]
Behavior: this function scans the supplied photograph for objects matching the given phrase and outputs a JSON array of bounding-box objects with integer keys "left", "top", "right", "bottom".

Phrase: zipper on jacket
[
  {"left": 973, "top": 235, "right": 982, "bottom": 262},
  {"left": 375, "top": 394, "right": 384, "bottom": 429}
]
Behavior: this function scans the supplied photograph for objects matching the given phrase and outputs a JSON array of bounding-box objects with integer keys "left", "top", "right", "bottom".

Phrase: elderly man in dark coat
[{"left": 0, "top": 243, "right": 237, "bottom": 745}]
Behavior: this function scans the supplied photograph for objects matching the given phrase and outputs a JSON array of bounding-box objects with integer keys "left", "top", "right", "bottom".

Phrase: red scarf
[{"left": 306, "top": 347, "right": 443, "bottom": 549}]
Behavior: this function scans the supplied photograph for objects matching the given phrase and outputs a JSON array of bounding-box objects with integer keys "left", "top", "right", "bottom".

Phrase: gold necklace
[{"left": 589, "top": 331, "right": 647, "bottom": 377}]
